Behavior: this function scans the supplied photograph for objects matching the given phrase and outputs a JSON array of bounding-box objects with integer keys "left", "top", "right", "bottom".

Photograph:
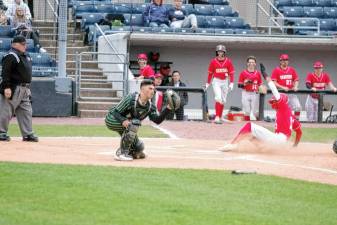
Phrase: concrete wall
[{"left": 130, "top": 45, "right": 337, "bottom": 113}]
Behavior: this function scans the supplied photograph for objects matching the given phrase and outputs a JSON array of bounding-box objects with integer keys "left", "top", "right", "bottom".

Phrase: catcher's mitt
[
  {"left": 333, "top": 140, "right": 337, "bottom": 154},
  {"left": 165, "top": 89, "right": 181, "bottom": 111},
  {"left": 258, "top": 85, "right": 267, "bottom": 94}
]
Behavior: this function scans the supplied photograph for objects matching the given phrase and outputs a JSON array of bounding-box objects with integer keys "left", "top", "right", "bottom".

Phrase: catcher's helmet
[
  {"left": 216, "top": 45, "right": 226, "bottom": 53},
  {"left": 333, "top": 140, "right": 337, "bottom": 154}
]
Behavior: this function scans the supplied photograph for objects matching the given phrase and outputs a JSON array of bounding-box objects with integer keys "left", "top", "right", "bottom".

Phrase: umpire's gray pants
[{"left": 0, "top": 86, "right": 33, "bottom": 136}]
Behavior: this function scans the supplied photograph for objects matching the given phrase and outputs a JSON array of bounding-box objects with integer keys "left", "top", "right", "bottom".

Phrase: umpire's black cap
[{"left": 12, "top": 35, "right": 26, "bottom": 44}]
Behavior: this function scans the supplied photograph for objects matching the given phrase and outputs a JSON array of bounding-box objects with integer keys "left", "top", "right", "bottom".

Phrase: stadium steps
[
  {"left": 40, "top": 40, "right": 84, "bottom": 47},
  {"left": 78, "top": 109, "right": 109, "bottom": 118},
  {"left": 80, "top": 88, "right": 118, "bottom": 98},
  {"left": 80, "top": 82, "right": 112, "bottom": 88},
  {"left": 77, "top": 101, "right": 119, "bottom": 111}
]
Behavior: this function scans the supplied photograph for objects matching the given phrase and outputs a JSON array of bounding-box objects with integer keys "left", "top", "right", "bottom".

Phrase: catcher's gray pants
[
  {"left": 305, "top": 95, "right": 318, "bottom": 122},
  {"left": 241, "top": 90, "right": 259, "bottom": 117},
  {"left": 0, "top": 86, "right": 33, "bottom": 136}
]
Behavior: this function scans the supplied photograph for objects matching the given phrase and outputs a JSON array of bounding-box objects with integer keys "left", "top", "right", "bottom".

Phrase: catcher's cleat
[
  {"left": 114, "top": 148, "right": 133, "bottom": 161},
  {"left": 131, "top": 151, "right": 146, "bottom": 159},
  {"left": 220, "top": 143, "right": 238, "bottom": 152}
]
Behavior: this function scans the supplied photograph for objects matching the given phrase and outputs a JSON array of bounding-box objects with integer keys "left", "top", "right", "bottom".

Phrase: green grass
[
  {"left": 0, "top": 163, "right": 336, "bottom": 225},
  {"left": 7, "top": 124, "right": 167, "bottom": 138},
  {"left": 292, "top": 127, "right": 337, "bottom": 143}
]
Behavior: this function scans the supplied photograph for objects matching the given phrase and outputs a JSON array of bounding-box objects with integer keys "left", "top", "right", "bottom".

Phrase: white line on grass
[{"left": 151, "top": 124, "right": 179, "bottom": 139}]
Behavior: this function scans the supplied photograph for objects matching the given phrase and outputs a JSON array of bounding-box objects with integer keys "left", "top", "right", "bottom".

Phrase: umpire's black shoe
[
  {"left": 0, "top": 133, "right": 10, "bottom": 141},
  {"left": 23, "top": 134, "right": 39, "bottom": 142}
]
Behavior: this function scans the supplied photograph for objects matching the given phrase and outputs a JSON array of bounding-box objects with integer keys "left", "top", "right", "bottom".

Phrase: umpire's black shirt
[{"left": 0, "top": 48, "right": 32, "bottom": 94}]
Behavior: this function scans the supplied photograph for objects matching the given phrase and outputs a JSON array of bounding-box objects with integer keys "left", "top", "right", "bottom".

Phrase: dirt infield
[{"left": 1, "top": 137, "right": 336, "bottom": 185}]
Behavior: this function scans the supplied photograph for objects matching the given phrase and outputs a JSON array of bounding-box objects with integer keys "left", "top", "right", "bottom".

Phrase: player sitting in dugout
[
  {"left": 105, "top": 79, "right": 180, "bottom": 161},
  {"left": 221, "top": 64, "right": 302, "bottom": 151}
]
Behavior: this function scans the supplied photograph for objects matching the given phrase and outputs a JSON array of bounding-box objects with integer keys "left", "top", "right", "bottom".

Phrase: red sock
[
  {"left": 215, "top": 102, "right": 222, "bottom": 117},
  {"left": 294, "top": 111, "right": 300, "bottom": 120},
  {"left": 219, "top": 103, "right": 224, "bottom": 118},
  {"left": 231, "top": 122, "right": 252, "bottom": 144},
  {"left": 244, "top": 115, "right": 250, "bottom": 121}
]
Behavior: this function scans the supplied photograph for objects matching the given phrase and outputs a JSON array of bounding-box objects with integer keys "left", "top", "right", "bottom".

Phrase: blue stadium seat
[
  {"left": 73, "top": 3, "right": 96, "bottom": 18},
  {"left": 151, "top": 27, "right": 173, "bottom": 33},
  {"left": 332, "top": 0, "right": 337, "bottom": 6},
  {"left": 275, "top": 0, "right": 293, "bottom": 7},
  {"left": 131, "top": 26, "right": 152, "bottom": 33},
  {"left": 214, "top": 28, "right": 234, "bottom": 34},
  {"left": 163, "top": 4, "right": 174, "bottom": 12},
  {"left": 25, "top": 39, "right": 35, "bottom": 52},
  {"left": 199, "top": 0, "right": 229, "bottom": 5},
  {"left": 173, "top": 28, "right": 194, "bottom": 34},
  {"left": 114, "top": 3, "right": 132, "bottom": 14},
  {"left": 234, "top": 29, "right": 255, "bottom": 34},
  {"left": 104, "top": 27, "right": 131, "bottom": 35},
  {"left": 195, "top": 28, "right": 215, "bottom": 34},
  {"left": 319, "top": 18, "right": 336, "bottom": 30},
  {"left": 87, "top": 25, "right": 110, "bottom": 44},
  {"left": 181, "top": 4, "right": 195, "bottom": 15},
  {"left": 30, "top": 53, "right": 56, "bottom": 67},
  {"left": 96, "top": 3, "right": 114, "bottom": 13},
  {"left": 206, "top": 16, "right": 226, "bottom": 28},
  {"left": 0, "top": 26, "right": 14, "bottom": 37},
  {"left": 303, "top": 6, "right": 324, "bottom": 17},
  {"left": 282, "top": 6, "right": 305, "bottom": 17},
  {"left": 292, "top": 0, "right": 314, "bottom": 6},
  {"left": 0, "top": 38, "right": 12, "bottom": 51},
  {"left": 130, "top": 14, "right": 144, "bottom": 27},
  {"left": 294, "top": 18, "right": 317, "bottom": 26},
  {"left": 80, "top": 13, "right": 104, "bottom": 30},
  {"left": 196, "top": 16, "right": 207, "bottom": 28},
  {"left": 323, "top": 7, "right": 337, "bottom": 18},
  {"left": 214, "top": 5, "right": 237, "bottom": 17},
  {"left": 313, "top": 0, "right": 332, "bottom": 6},
  {"left": 224, "top": 17, "right": 247, "bottom": 29},
  {"left": 194, "top": 4, "right": 214, "bottom": 16},
  {"left": 122, "top": 14, "right": 131, "bottom": 26},
  {"left": 132, "top": 3, "right": 147, "bottom": 14}
]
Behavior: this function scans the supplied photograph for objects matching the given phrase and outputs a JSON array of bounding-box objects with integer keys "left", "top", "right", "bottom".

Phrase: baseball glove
[
  {"left": 333, "top": 140, "right": 337, "bottom": 154},
  {"left": 258, "top": 85, "right": 267, "bottom": 94},
  {"left": 165, "top": 89, "right": 181, "bottom": 111}
]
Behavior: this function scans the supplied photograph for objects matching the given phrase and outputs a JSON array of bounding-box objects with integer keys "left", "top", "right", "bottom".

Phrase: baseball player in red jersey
[
  {"left": 137, "top": 53, "right": 155, "bottom": 79},
  {"left": 205, "top": 45, "right": 235, "bottom": 124},
  {"left": 238, "top": 56, "right": 263, "bottom": 121},
  {"left": 221, "top": 65, "right": 302, "bottom": 151},
  {"left": 271, "top": 54, "right": 302, "bottom": 120},
  {"left": 305, "top": 61, "right": 337, "bottom": 122}
]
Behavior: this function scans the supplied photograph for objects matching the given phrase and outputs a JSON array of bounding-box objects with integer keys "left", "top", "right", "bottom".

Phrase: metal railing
[
  {"left": 259, "top": 90, "right": 337, "bottom": 123},
  {"left": 75, "top": 51, "right": 129, "bottom": 101},
  {"left": 268, "top": 17, "right": 320, "bottom": 35},
  {"left": 257, "top": 0, "right": 284, "bottom": 30}
]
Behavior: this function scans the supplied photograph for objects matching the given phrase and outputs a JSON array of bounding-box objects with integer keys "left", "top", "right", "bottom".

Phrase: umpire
[{"left": 0, "top": 35, "right": 38, "bottom": 142}]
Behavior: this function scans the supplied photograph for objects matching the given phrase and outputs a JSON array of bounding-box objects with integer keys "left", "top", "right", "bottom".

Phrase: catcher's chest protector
[{"left": 130, "top": 93, "right": 152, "bottom": 120}]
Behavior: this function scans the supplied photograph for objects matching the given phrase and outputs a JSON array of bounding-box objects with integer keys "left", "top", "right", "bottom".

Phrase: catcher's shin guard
[{"left": 120, "top": 119, "right": 141, "bottom": 155}]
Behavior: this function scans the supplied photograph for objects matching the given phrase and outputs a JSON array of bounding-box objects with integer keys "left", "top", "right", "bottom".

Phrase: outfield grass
[
  {"left": 0, "top": 163, "right": 336, "bottom": 225},
  {"left": 292, "top": 127, "right": 337, "bottom": 143},
  {"left": 7, "top": 124, "right": 167, "bottom": 138}
]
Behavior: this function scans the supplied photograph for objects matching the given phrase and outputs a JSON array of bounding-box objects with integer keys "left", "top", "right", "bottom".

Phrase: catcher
[
  {"left": 105, "top": 79, "right": 180, "bottom": 161},
  {"left": 221, "top": 64, "right": 302, "bottom": 151}
]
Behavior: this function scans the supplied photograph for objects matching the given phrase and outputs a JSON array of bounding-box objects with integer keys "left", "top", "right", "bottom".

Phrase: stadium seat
[
  {"left": 292, "top": 0, "right": 314, "bottom": 6},
  {"left": 181, "top": 4, "right": 195, "bottom": 15},
  {"left": 30, "top": 53, "right": 56, "bottom": 67},
  {"left": 323, "top": 7, "right": 337, "bottom": 18},
  {"left": 313, "top": 0, "right": 332, "bottom": 6},
  {"left": 122, "top": 14, "right": 131, "bottom": 26},
  {"left": 275, "top": 0, "right": 293, "bottom": 7},
  {"left": 96, "top": 3, "right": 114, "bottom": 13},
  {"left": 25, "top": 39, "right": 35, "bottom": 52},
  {"left": 224, "top": 17, "right": 247, "bottom": 29},
  {"left": 87, "top": 25, "right": 110, "bottom": 44},
  {"left": 206, "top": 16, "right": 226, "bottom": 28},
  {"left": 319, "top": 18, "right": 336, "bottom": 30},
  {"left": 293, "top": 18, "right": 317, "bottom": 33},
  {"left": 0, "top": 38, "right": 11, "bottom": 51},
  {"left": 194, "top": 4, "right": 214, "bottom": 16},
  {"left": 129, "top": 14, "right": 144, "bottom": 27},
  {"left": 214, "top": 5, "right": 237, "bottom": 17},
  {"left": 199, "top": 0, "right": 229, "bottom": 5},
  {"left": 234, "top": 29, "right": 255, "bottom": 34},
  {"left": 196, "top": 16, "right": 207, "bottom": 28},
  {"left": 104, "top": 26, "right": 131, "bottom": 35},
  {"left": 73, "top": 3, "right": 96, "bottom": 19},
  {"left": 173, "top": 28, "right": 194, "bottom": 34},
  {"left": 131, "top": 26, "right": 152, "bottom": 33},
  {"left": 151, "top": 27, "right": 173, "bottom": 33},
  {"left": 214, "top": 28, "right": 234, "bottom": 34},
  {"left": 195, "top": 28, "right": 215, "bottom": 34},
  {"left": 114, "top": 3, "right": 132, "bottom": 14},
  {"left": 80, "top": 13, "right": 104, "bottom": 30},
  {"left": 332, "top": 0, "right": 337, "bottom": 6},
  {"left": 132, "top": 3, "right": 147, "bottom": 14},
  {"left": 282, "top": 6, "right": 305, "bottom": 17},
  {"left": 303, "top": 6, "right": 324, "bottom": 17},
  {"left": 0, "top": 26, "right": 13, "bottom": 38},
  {"left": 163, "top": 4, "right": 174, "bottom": 11}
]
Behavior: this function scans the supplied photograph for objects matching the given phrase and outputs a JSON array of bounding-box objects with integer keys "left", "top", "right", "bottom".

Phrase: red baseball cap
[
  {"left": 313, "top": 61, "right": 323, "bottom": 68},
  {"left": 279, "top": 54, "right": 289, "bottom": 60},
  {"left": 137, "top": 53, "right": 148, "bottom": 60},
  {"left": 154, "top": 73, "right": 163, "bottom": 79}
]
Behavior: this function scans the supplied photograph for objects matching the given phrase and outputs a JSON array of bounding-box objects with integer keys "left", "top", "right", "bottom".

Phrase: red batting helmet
[
  {"left": 268, "top": 94, "right": 288, "bottom": 110},
  {"left": 279, "top": 54, "right": 289, "bottom": 60},
  {"left": 137, "top": 53, "right": 148, "bottom": 60},
  {"left": 313, "top": 61, "right": 323, "bottom": 68}
]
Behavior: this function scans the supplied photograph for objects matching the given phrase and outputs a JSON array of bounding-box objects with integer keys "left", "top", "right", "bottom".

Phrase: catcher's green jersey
[{"left": 105, "top": 93, "right": 169, "bottom": 133}]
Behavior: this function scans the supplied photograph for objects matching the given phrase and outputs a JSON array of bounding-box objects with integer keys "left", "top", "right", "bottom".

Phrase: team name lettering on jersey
[{"left": 280, "top": 74, "right": 293, "bottom": 80}]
